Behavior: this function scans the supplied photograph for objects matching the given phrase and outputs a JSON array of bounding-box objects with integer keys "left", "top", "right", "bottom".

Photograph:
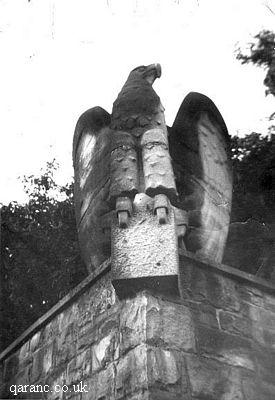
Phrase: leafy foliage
[
  {"left": 223, "top": 133, "right": 275, "bottom": 280},
  {"left": 231, "top": 132, "right": 275, "bottom": 222},
  {"left": 235, "top": 29, "right": 275, "bottom": 224},
  {"left": 236, "top": 30, "right": 275, "bottom": 67},
  {"left": 0, "top": 161, "right": 87, "bottom": 351},
  {"left": 236, "top": 30, "right": 275, "bottom": 96}
]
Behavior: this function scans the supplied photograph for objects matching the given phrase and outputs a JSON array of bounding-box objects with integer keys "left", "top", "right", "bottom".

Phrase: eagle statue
[{"left": 73, "top": 64, "right": 232, "bottom": 273}]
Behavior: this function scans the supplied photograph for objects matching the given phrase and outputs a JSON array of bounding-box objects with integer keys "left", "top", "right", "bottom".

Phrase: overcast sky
[{"left": 0, "top": 0, "right": 274, "bottom": 204}]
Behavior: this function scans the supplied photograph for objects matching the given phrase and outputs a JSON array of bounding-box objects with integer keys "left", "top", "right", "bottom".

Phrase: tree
[
  {"left": 224, "top": 133, "right": 275, "bottom": 280},
  {"left": 0, "top": 161, "right": 87, "bottom": 351},
  {"left": 226, "top": 31, "right": 275, "bottom": 280},
  {"left": 236, "top": 30, "right": 275, "bottom": 96},
  {"left": 230, "top": 132, "right": 275, "bottom": 223},
  {"left": 235, "top": 29, "right": 275, "bottom": 225}
]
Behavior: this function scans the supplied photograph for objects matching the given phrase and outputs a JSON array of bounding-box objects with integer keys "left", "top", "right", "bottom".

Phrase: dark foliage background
[
  {"left": 0, "top": 161, "right": 87, "bottom": 351},
  {"left": 231, "top": 133, "right": 275, "bottom": 223}
]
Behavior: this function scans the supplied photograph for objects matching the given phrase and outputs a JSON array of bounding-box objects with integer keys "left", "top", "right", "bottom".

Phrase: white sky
[{"left": 0, "top": 0, "right": 274, "bottom": 204}]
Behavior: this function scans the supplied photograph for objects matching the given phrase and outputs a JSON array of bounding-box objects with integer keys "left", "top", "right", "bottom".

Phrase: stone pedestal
[
  {"left": 111, "top": 194, "right": 179, "bottom": 298},
  {"left": 1, "top": 256, "right": 275, "bottom": 399}
]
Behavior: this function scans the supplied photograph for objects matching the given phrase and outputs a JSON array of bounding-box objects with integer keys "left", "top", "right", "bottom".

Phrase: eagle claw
[
  {"left": 154, "top": 194, "right": 169, "bottom": 224},
  {"left": 156, "top": 207, "right": 168, "bottom": 224},
  {"left": 117, "top": 211, "right": 129, "bottom": 228},
  {"left": 116, "top": 197, "right": 133, "bottom": 228}
]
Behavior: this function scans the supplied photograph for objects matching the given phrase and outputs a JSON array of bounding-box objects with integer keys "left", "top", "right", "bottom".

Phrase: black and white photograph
[{"left": 0, "top": 1, "right": 275, "bottom": 398}]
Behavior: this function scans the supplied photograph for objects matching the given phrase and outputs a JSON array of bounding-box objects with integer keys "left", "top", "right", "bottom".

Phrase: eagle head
[{"left": 129, "top": 63, "right": 162, "bottom": 85}]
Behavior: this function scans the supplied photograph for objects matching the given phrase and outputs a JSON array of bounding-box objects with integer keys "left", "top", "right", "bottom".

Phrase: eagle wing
[
  {"left": 169, "top": 92, "right": 232, "bottom": 263},
  {"left": 73, "top": 106, "right": 112, "bottom": 273}
]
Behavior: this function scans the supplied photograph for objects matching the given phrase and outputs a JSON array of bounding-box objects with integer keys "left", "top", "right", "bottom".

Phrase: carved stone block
[{"left": 111, "top": 194, "right": 179, "bottom": 298}]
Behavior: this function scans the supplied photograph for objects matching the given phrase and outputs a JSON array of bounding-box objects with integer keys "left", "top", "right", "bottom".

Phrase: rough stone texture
[
  {"left": 223, "top": 219, "right": 274, "bottom": 276},
  {"left": 141, "top": 128, "right": 177, "bottom": 199},
  {"left": 1, "top": 256, "right": 275, "bottom": 399},
  {"left": 169, "top": 92, "right": 233, "bottom": 264},
  {"left": 112, "top": 194, "right": 179, "bottom": 298},
  {"left": 73, "top": 107, "right": 113, "bottom": 273}
]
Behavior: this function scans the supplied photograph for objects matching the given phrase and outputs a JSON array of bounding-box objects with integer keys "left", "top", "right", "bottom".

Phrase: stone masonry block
[
  {"left": 112, "top": 194, "right": 179, "bottom": 298},
  {"left": 146, "top": 296, "right": 196, "bottom": 352},
  {"left": 249, "top": 305, "right": 275, "bottom": 331},
  {"left": 40, "top": 317, "right": 61, "bottom": 346},
  {"left": 4, "top": 351, "right": 19, "bottom": 381},
  {"left": 30, "top": 341, "right": 55, "bottom": 382},
  {"left": 76, "top": 271, "right": 116, "bottom": 324},
  {"left": 147, "top": 347, "right": 180, "bottom": 387},
  {"left": 239, "top": 302, "right": 275, "bottom": 346},
  {"left": 147, "top": 347, "right": 191, "bottom": 399},
  {"left": 218, "top": 310, "right": 253, "bottom": 339},
  {"left": 31, "top": 347, "right": 44, "bottom": 382},
  {"left": 54, "top": 324, "right": 77, "bottom": 366},
  {"left": 115, "top": 344, "right": 148, "bottom": 399},
  {"left": 91, "top": 331, "right": 118, "bottom": 372},
  {"left": 18, "top": 340, "right": 30, "bottom": 362},
  {"left": 239, "top": 285, "right": 265, "bottom": 308},
  {"left": 77, "top": 321, "right": 98, "bottom": 351},
  {"left": 191, "top": 302, "right": 219, "bottom": 329},
  {"left": 179, "top": 256, "right": 241, "bottom": 312},
  {"left": 70, "top": 348, "right": 91, "bottom": 384},
  {"left": 97, "top": 313, "right": 120, "bottom": 338},
  {"left": 2, "top": 256, "right": 275, "bottom": 400},
  {"left": 82, "top": 364, "right": 116, "bottom": 400},
  {"left": 239, "top": 369, "right": 274, "bottom": 400},
  {"left": 44, "top": 369, "right": 67, "bottom": 400},
  {"left": 185, "top": 354, "right": 243, "bottom": 400},
  {"left": 197, "top": 325, "right": 255, "bottom": 371},
  {"left": 58, "top": 304, "right": 78, "bottom": 332},
  {"left": 13, "top": 363, "right": 31, "bottom": 386},
  {"left": 119, "top": 294, "right": 147, "bottom": 355},
  {"left": 253, "top": 343, "right": 275, "bottom": 385}
]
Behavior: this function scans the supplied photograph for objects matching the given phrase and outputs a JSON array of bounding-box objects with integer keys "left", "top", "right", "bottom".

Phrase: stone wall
[{"left": 1, "top": 253, "right": 275, "bottom": 399}]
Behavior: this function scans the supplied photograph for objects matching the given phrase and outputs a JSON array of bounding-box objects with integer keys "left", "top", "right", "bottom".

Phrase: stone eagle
[{"left": 73, "top": 64, "right": 232, "bottom": 273}]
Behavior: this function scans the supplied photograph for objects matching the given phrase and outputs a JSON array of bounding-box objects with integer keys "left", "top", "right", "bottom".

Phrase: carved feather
[
  {"left": 73, "top": 107, "right": 112, "bottom": 272},
  {"left": 169, "top": 92, "right": 232, "bottom": 263}
]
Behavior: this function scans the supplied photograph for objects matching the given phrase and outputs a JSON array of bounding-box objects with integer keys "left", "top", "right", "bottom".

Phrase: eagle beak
[
  {"left": 154, "top": 63, "right": 162, "bottom": 78},
  {"left": 145, "top": 63, "right": 162, "bottom": 84}
]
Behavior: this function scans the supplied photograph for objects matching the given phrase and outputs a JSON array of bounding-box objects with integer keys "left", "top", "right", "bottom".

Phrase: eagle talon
[
  {"left": 156, "top": 207, "right": 168, "bottom": 224},
  {"left": 116, "top": 197, "right": 133, "bottom": 228},
  {"left": 117, "top": 211, "right": 129, "bottom": 228},
  {"left": 153, "top": 194, "right": 169, "bottom": 224}
]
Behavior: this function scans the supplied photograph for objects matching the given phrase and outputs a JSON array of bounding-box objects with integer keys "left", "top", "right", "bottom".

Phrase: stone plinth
[
  {"left": 1, "top": 255, "right": 275, "bottom": 399},
  {"left": 111, "top": 194, "right": 179, "bottom": 298}
]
